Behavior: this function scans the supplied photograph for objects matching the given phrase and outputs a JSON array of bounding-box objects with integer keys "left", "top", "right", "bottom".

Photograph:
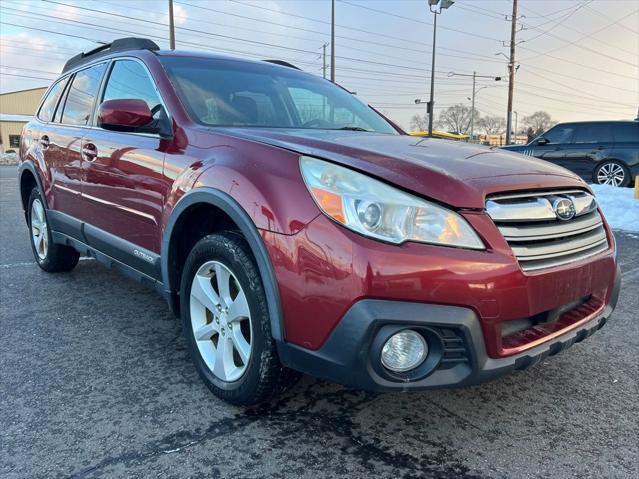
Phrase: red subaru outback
[{"left": 18, "top": 39, "right": 620, "bottom": 405}]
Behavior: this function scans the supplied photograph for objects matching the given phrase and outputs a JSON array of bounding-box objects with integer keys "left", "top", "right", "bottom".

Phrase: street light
[
  {"left": 448, "top": 71, "right": 501, "bottom": 142},
  {"left": 427, "top": 0, "right": 454, "bottom": 137}
]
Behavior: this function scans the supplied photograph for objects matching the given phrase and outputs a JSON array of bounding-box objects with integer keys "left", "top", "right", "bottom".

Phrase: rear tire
[
  {"left": 27, "top": 188, "right": 79, "bottom": 272},
  {"left": 180, "top": 232, "right": 296, "bottom": 405},
  {"left": 594, "top": 160, "right": 630, "bottom": 187}
]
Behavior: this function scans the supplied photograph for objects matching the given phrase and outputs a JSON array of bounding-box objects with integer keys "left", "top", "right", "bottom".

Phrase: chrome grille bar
[{"left": 486, "top": 190, "right": 608, "bottom": 272}]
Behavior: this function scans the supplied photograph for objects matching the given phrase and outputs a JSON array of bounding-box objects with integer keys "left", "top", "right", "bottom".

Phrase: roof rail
[
  {"left": 263, "top": 60, "right": 301, "bottom": 70},
  {"left": 62, "top": 38, "right": 160, "bottom": 74}
]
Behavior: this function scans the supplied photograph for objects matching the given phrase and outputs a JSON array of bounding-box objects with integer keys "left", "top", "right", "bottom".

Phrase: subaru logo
[{"left": 553, "top": 198, "right": 576, "bottom": 221}]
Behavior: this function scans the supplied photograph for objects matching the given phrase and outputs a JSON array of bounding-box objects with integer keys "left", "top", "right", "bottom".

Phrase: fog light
[{"left": 380, "top": 330, "right": 428, "bottom": 372}]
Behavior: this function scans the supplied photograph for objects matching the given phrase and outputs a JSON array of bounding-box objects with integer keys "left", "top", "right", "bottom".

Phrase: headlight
[{"left": 300, "top": 156, "right": 484, "bottom": 249}]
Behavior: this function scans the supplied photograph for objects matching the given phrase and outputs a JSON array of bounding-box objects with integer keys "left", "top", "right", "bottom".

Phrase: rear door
[
  {"left": 80, "top": 58, "right": 168, "bottom": 260},
  {"left": 563, "top": 123, "right": 615, "bottom": 181},
  {"left": 30, "top": 76, "right": 70, "bottom": 207},
  {"left": 48, "top": 63, "right": 107, "bottom": 227}
]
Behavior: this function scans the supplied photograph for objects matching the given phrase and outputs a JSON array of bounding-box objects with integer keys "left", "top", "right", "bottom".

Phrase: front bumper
[{"left": 277, "top": 264, "right": 621, "bottom": 392}]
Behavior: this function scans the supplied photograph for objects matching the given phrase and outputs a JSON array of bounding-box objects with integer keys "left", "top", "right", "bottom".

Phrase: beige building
[{"left": 0, "top": 87, "right": 47, "bottom": 152}]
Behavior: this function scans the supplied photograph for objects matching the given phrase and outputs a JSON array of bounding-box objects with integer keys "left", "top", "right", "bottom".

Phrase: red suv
[{"left": 18, "top": 38, "right": 620, "bottom": 405}]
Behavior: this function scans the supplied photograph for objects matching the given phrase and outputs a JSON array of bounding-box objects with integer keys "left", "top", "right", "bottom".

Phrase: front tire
[
  {"left": 594, "top": 160, "right": 630, "bottom": 187},
  {"left": 180, "top": 232, "right": 293, "bottom": 405},
  {"left": 27, "top": 188, "right": 79, "bottom": 272}
]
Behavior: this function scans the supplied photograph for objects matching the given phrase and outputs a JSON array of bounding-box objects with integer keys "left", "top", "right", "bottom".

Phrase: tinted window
[
  {"left": 37, "top": 77, "right": 69, "bottom": 122},
  {"left": 543, "top": 124, "right": 575, "bottom": 144},
  {"left": 160, "top": 57, "right": 397, "bottom": 134},
  {"left": 612, "top": 123, "right": 639, "bottom": 142},
  {"left": 573, "top": 123, "right": 614, "bottom": 143},
  {"left": 61, "top": 63, "right": 107, "bottom": 126},
  {"left": 102, "top": 60, "right": 161, "bottom": 116}
]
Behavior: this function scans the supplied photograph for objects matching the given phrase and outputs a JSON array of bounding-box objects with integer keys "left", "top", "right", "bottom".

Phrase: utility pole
[
  {"left": 505, "top": 0, "right": 518, "bottom": 145},
  {"left": 470, "top": 71, "right": 476, "bottom": 141},
  {"left": 168, "top": 0, "right": 176, "bottom": 50},
  {"left": 330, "top": 0, "right": 335, "bottom": 82},
  {"left": 428, "top": 10, "right": 437, "bottom": 137},
  {"left": 322, "top": 43, "right": 328, "bottom": 79}
]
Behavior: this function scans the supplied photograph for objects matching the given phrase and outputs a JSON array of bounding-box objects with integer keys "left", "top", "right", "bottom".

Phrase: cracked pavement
[{"left": 1, "top": 166, "right": 637, "bottom": 478}]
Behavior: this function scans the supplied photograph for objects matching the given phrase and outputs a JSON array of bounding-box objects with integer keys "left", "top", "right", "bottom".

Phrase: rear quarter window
[
  {"left": 612, "top": 123, "right": 639, "bottom": 143},
  {"left": 60, "top": 63, "right": 107, "bottom": 126},
  {"left": 37, "top": 77, "right": 69, "bottom": 122}
]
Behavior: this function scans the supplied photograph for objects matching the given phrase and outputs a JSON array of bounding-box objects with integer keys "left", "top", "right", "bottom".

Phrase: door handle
[
  {"left": 39, "top": 135, "right": 50, "bottom": 149},
  {"left": 82, "top": 143, "right": 98, "bottom": 161}
]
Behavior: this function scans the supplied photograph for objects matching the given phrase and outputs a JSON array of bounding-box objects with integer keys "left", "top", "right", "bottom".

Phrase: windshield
[{"left": 160, "top": 56, "right": 398, "bottom": 134}]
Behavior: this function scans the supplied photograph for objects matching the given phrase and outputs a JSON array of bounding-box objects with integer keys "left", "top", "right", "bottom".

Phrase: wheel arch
[
  {"left": 161, "top": 187, "right": 285, "bottom": 342},
  {"left": 18, "top": 162, "right": 47, "bottom": 218}
]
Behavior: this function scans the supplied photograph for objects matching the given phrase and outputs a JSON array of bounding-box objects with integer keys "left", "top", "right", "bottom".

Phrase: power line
[
  {"left": 336, "top": 0, "right": 502, "bottom": 42},
  {"left": 3, "top": 1, "right": 635, "bottom": 113},
  {"left": 33, "top": 2, "right": 489, "bottom": 78},
  {"left": 520, "top": 8, "right": 639, "bottom": 62},
  {"left": 180, "top": 0, "right": 507, "bottom": 63},
  {"left": 0, "top": 21, "right": 102, "bottom": 43},
  {"left": 334, "top": 0, "right": 637, "bottom": 81},
  {"left": 0, "top": 72, "right": 53, "bottom": 81},
  {"left": 583, "top": 2, "right": 639, "bottom": 35}
]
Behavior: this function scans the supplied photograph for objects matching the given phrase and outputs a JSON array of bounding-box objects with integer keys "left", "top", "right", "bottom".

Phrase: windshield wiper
[{"left": 334, "top": 126, "right": 370, "bottom": 132}]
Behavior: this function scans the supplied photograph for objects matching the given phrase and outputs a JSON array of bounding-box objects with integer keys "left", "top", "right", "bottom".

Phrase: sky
[{"left": 0, "top": 0, "right": 638, "bottom": 131}]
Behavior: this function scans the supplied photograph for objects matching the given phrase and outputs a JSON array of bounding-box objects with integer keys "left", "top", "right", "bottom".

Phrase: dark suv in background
[{"left": 501, "top": 120, "right": 639, "bottom": 187}]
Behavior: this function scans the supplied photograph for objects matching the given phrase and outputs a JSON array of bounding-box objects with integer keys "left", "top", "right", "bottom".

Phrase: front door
[
  {"left": 80, "top": 59, "right": 168, "bottom": 262},
  {"left": 526, "top": 123, "right": 576, "bottom": 165}
]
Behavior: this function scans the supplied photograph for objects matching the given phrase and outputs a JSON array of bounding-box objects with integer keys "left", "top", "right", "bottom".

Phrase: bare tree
[
  {"left": 479, "top": 115, "right": 506, "bottom": 135},
  {"left": 410, "top": 114, "right": 428, "bottom": 132},
  {"left": 437, "top": 104, "right": 479, "bottom": 135},
  {"left": 523, "top": 111, "right": 555, "bottom": 138}
]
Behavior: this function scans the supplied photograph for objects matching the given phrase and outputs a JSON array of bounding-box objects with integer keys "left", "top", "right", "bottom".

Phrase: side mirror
[
  {"left": 98, "top": 99, "right": 153, "bottom": 130},
  {"left": 97, "top": 99, "right": 172, "bottom": 138},
  {"left": 536, "top": 137, "right": 549, "bottom": 145}
]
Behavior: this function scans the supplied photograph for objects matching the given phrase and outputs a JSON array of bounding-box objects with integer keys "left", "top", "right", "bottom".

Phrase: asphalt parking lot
[{"left": 1, "top": 165, "right": 637, "bottom": 479}]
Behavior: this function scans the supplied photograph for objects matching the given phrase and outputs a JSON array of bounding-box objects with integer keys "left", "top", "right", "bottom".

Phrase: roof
[{"left": 0, "top": 113, "right": 33, "bottom": 122}]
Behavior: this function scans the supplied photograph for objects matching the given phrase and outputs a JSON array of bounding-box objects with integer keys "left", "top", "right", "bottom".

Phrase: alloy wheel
[
  {"left": 190, "top": 260, "right": 252, "bottom": 382},
  {"left": 597, "top": 163, "right": 626, "bottom": 186},
  {"left": 31, "top": 199, "right": 48, "bottom": 260}
]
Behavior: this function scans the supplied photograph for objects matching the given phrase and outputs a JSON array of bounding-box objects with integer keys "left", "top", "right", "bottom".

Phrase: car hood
[{"left": 213, "top": 128, "right": 587, "bottom": 209}]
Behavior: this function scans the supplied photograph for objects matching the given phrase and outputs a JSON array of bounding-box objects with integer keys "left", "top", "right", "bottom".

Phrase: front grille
[{"left": 486, "top": 189, "right": 609, "bottom": 272}]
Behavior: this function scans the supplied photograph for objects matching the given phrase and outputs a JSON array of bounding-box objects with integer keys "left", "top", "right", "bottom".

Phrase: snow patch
[
  {"left": 0, "top": 151, "right": 18, "bottom": 165},
  {"left": 590, "top": 184, "right": 639, "bottom": 233}
]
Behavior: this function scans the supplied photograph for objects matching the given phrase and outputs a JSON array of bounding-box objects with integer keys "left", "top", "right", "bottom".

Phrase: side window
[
  {"left": 543, "top": 125, "right": 575, "bottom": 144},
  {"left": 61, "top": 63, "right": 107, "bottom": 126},
  {"left": 573, "top": 123, "right": 614, "bottom": 144},
  {"left": 37, "top": 77, "right": 69, "bottom": 122},
  {"left": 102, "top": 60, "right": 162, "bottom": 118},
  {"left": 612, "top": 123, "right": 639, "bottom": 143}
]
